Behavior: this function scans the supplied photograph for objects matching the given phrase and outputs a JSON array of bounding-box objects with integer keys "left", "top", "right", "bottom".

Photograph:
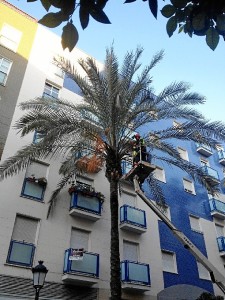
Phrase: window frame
[
  {"left": 6, "top": 215, "right": 39, "bottom": 267},
  {"left": 154, "top": 166, "right": 166, "bottom": 183},
  {"left": 200, "top": 157, "right": 210, "bottom": 167},
  {"left": 161, "top": 250, "right": 177, "bottom": 273},
  {"left": 197, "top": 261, "right": 210, "bottom": 280},
  {"left": 0, "top": 23, "right": 22, "bottom": 52},
  {"left": 0, "top": 56, "right": 12, "bottom": 86},
  {"left": 183, "top": 178, "right": 196, "bottom": 195},
  {"left": 123, "top": 240, "right": 139, "bottom": 262},
  {"left": 6, "top": 240, "right": 35, "bottom": 267},
  {"left": 189, "top": 214, "right": 202, "bottom": 233},
  {"left": 43, "top": 82, "right": 60, "bottom": 100},
  {"left": 21, "top": 161, "right": 48, "bottom": 201},
  {"left": 177, "top": 146, "right": 189, "bottom": 161}
]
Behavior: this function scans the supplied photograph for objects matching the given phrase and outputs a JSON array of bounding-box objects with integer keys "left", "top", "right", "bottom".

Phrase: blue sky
[{"left": 9, "top": 0, "right": 225, "bottom": 122}]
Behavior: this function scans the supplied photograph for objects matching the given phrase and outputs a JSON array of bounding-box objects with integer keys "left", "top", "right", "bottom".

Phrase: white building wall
[{"left": 0, "top": 22, "right": 164, "bottom": 299}]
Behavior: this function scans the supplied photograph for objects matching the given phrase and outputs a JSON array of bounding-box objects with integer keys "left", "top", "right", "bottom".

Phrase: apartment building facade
[
  {"left": 0, "top": 2, "right": 225, "bottom": 299},
  {"left": 0, "top": 0, "right": 38, "bottom": 159}
]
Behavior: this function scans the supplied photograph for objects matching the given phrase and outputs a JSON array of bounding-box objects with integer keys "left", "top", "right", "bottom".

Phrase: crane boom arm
[{"left": 133, "top": 175, "right": 225, "bottom": 294}]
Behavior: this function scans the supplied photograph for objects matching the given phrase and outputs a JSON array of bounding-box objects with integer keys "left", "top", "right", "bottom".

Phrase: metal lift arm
[{"left": 133, "top": 175, "right": 225, "bottom": 294}]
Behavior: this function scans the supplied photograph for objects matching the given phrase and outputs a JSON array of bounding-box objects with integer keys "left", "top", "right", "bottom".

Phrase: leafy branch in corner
[{"left": 28, "top": 0, "right": 225, "bottom": 51}]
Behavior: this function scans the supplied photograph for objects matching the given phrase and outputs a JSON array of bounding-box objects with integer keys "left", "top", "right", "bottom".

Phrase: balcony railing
[
  {"left": 120, "top": 205, "right": 146, "bottom": 233},
  {"left": 63, "top": 248, "right": 99, "bottom": 278},
  {"left": 196, "top": 143, "right": 212, "bottom": 157},
  {"left": 201, "top": 165, "right": 220, "bottom": 186},
  {"left": 121, "top": 159, "right": 133, "bottom": 175},
  {"left": 209, "top": 199, "right": 225, "bottom": 219},
  {"left": 70, "top": 192, "right": 102, "bottom": 221},
  {"left": 218, "top": 150, "right": 225, "bottom": 166},
  {"left": 7, "top": 240, "right": 35, "bottom": 267},
  {"left": 21, "top": 178, "right": 45, "bottom": 201},
  {"left": 217, "top": 237, "right": 225, "bottom": 255},
  {"left": 121, "top": 260, "right": 150, "bottom": 286}
]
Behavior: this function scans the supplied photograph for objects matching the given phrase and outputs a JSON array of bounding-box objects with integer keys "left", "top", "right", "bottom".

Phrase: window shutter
[
  {"left": 183, "top": 179, "right": 194, "bottom": 193},
  {"left": 154, "top": 167, "right": 165, "bottom": 182},
  {"left": 197, "top": 261, "right": 210, "bottom": 279},
  {"left": 12, "top": 216, "right": 38, "bottom": 244},
  {"left": 123, "top": 241, "right": 138, "bottom": 261},
  {"left": 0, "top": 24, "right": 22, "bottom": 51},
  {"left": 162, "top": 251, "right": 176, "bottom": 272},
  {"left": 190, "top": 216, "right": 201, "bottom": 231},
  {"left": 122, "top": 192, "right": 136, "bottom": 207},
  {"left": 70, "top": 228, "right": 89, "bottom": 250},
  {"left": 26, "top": 162, "right": 48, "bottom": 178},
  {"left": 178, "top": 147, "right": 188, "bottom": 161},
  {"left": 76, "top": 176, "right": 93, "bottom": 186},
  {"left": 215, "top": 224, "right": 224, "bottom": 237}
]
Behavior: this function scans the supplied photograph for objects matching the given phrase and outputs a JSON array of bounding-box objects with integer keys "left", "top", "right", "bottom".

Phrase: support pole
[{"left": 133, "top": 175, "right": 225, "bottom": 294}]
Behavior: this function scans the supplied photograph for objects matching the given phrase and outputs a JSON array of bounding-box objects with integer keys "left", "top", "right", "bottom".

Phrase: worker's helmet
[{"left": 135, "top": 133, "right": 140, "bottom": 138}]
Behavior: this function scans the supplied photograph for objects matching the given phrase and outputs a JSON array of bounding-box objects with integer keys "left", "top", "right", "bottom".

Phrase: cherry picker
[{"left": 122, "top": 160, "right": 225, "bottom": 295}]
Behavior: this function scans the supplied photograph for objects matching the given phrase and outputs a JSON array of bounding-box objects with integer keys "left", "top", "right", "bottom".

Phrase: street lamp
[{"left": 32, "top": 261, "right": 48, "bottom": 300}]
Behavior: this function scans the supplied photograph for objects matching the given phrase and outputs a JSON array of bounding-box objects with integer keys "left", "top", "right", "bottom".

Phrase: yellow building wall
[{"left": 0, "top": 0, "right": 38, "bottom": 59}]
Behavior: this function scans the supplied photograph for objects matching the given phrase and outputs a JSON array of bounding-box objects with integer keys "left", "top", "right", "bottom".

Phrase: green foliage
[
  {"left": 196, "top": 292, "right": 224, "bottom": 300},
  {"left": 160, "top": 0, "right": 225, "bottom": 51},
  {"left": 28, "top": 0, "right": 225, "bottom": 51},
  {"left": 61, "top": 21, "right": 79, "bottom": 51}
]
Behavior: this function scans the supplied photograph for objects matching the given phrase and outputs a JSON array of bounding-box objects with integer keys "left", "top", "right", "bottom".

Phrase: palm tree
[{"left": 1, "top": 47, "right": 225, "bottom": 300}]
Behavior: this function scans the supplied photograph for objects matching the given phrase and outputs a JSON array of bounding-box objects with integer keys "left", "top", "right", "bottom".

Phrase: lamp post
[{"left": 32, "top": 261, "right": 48, "bottom": 300}]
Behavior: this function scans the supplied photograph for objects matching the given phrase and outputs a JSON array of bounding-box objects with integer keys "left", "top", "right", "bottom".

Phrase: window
[
  {"left": 222, "top": 168, "right": 225, "bottom": 178},
  {"left": 33, "top": 131, "right": 46, "bottom": 144},
  {"left": 200, "top": 157, "right": 209, "bottom": 166},
  {"left": 215, "top": 224, "right": 224, "bottom": 237},
  {"left": 178, "top": 147, "right": 189, "bottom": 161},
  {"left": 162, "top": 250, "right": 177, "bottom": 273},
  {"left": 123, "top": 241, "right": 138, "bottom": 262},
  {"left": 121, "top": 191, "right": 136, "bottom": 207},
  {"left": 189, "top": 215, "right": 201, "bottom": 232},
  {"left": 0, "top": 56, "right": 12, "bottom": 85},
  {"left": 173, "top": 120, "right": 183, "bottom": 132},
  {"left": 197, "top": 261, "right": 210, "bottom": 280},
  {"left": 50, "top": 62, "right": 64, "bottom": 78},
  {"left": 43, "top": 82, "right": 59, "bottom": 99},
  {"left": 21, "top": 161, "right": 48, "bottom": 201},
  {"left": 148, "top": 109, "right": 158, "bottom": 120},
  {"left": 76, "top": 176, "right": 93, "bottom": 191},
  {"left": 183, "top": 178, "right": 195, "bottom": 194},
  {"left": 173, "top": 120, "right": 181, "bottom": 127},
  {"left": 70, "top": 228, "right": 89, "bottom": 251},
  {"left": 0, "top": 24, "right": 22, "bottom": 52},
  {"left": 160, "top": 205, "right": 171, "bottom": 220},
  {"left": 216, "top": 144, "right": 224, "bottom": 151},
  {"left": 154, "top": 166, "right": 166, "bottom": 183},
  {"left": 7, "top": 215, "right": 38, "bottom": 266}
]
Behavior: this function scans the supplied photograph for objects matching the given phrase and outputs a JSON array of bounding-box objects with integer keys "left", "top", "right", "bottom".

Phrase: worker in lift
[{"left": 132, "top": 133, "right": 147, "bottom": 166}]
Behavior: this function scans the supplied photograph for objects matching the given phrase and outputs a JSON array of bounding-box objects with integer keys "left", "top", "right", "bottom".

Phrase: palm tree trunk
[{"left": 110, "top": 179, "right": 121, "bottom": 300}]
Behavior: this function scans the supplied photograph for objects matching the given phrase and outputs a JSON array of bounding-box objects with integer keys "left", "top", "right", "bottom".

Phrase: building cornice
[{"left": 0, "top": 0, "right": 37, "bottom": 22}]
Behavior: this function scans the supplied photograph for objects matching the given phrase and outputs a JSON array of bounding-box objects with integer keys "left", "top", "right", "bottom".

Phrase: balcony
[
  {"left": 218, "top": 150, "right": 225, "bottom": 166},
  {"left": 121, "top": 159, "right": 133, "bottom": 175},
  {"left": 21, "top": 177, "right": 46, "bottom": 201},
  {"left": 196, "top": 143, "right": 213, "bottom": 157},
  {"left": 209, "top": 199, "right": 225, "bottom": 219},
  {"left": 217, "top": 237, "right": 225, "bottom": 256},
  {"left": 201, "top": 165, "right": 220, "bottom": 186},
  {"left": 69, "top": 192, "right": 102, "bottom": 221},
  {"left": 121, "top": 260, "right": 151, "bottom": 292},
  {"left": 62, "top": 248, "right": 99, "bottom": 286},
  {"left": 120, "top": 205, "right": 147, "bottom": 234},
  {"left": 7, "top": 240, "right": 35, "bottom": 267}
]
